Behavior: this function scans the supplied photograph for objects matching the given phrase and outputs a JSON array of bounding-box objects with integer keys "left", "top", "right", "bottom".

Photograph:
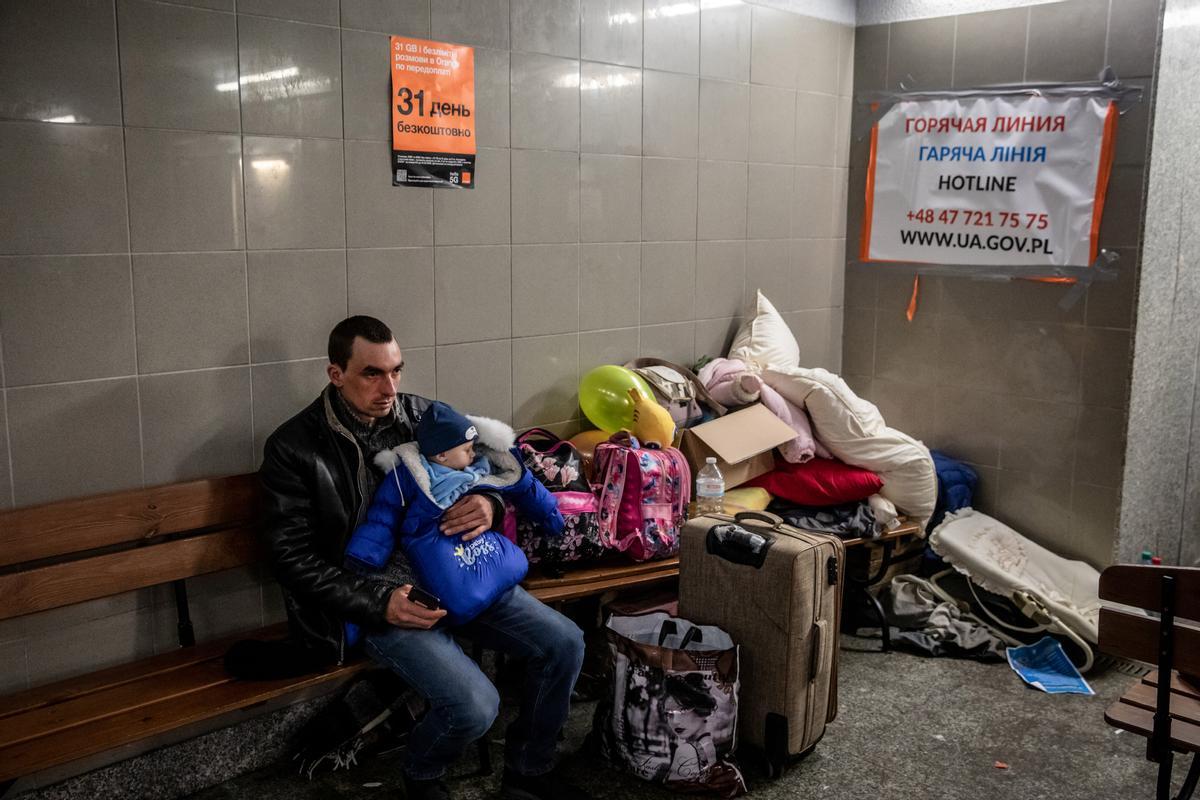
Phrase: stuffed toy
[{"left": 626, "top": 387, "right": 677, "bottom": 447}]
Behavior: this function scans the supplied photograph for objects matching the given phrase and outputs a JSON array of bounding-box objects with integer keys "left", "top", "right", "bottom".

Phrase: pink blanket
[{"left": 698, "top": 358, "right": 830, "bottom": 463}]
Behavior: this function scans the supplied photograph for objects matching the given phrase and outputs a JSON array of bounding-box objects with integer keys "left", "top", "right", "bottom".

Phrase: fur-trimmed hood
[{"left": 371, "top": 414, "right": 522, "bottom": 504}]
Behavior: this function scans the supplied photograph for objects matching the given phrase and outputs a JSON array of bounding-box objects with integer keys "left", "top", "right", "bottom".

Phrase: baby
[
  {"left": 344, "top": 401, "right": 564, "bottom": 629},
  {"left": 417, "top": 402, "right": 493, "bottom": 508}
]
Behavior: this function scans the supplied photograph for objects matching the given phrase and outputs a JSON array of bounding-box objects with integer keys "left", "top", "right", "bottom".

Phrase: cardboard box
[{"left": 678, "top": 403, "right": 796, "bottom": 488}]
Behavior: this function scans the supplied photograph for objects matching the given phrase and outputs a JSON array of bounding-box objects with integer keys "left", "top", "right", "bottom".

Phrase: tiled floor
[{"left": 188, "top": 636, "right": 1169, "bottom": 800}]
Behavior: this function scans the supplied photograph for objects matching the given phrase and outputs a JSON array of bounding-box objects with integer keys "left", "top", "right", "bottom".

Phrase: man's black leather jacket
[{"left": 258, "top": 385, "right": 431, "bottom": 664}]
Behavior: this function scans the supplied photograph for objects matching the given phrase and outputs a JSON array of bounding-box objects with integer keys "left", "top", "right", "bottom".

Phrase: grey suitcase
[{"left": 678, "top": 510, "right": 844, "bottom": 778}]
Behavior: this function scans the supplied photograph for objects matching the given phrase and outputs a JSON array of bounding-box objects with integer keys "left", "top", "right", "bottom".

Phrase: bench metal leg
[
  {"left": 841, "top": 540, "right": 896, "bottom": 651},
  {"left": 172, "top": 579, "right": 195, "bottom": 647},
  {"left": 1177, "top": 754, "right": 1200, "bottom": 800},
  {"left": 863, "top": 589, "right": 891, "bottom": 653}
]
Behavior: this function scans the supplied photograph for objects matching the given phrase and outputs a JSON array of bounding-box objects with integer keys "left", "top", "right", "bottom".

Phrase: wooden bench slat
[
  {"left": 0, "top": 659, "right": 233, "bottom": 749},
  {"left": 1145, "top": 670, "right": 1200, "bottom": 701},
  {"left": 0, "top": 660, "right": 368, "bottom": 783},
  {"left": 523, "top": 557, "right": 680, "bottom": 591},
  {"left": 841, "top": 519, "right": 922, "bottom": 548},
  {"left": 0, "top": 527, "right": 261, "bottom": 621},
  {"left": 1099, "top": 565, "right": 1200, "bottom": 621},
  {"left": 0, "top": 624, "right": 288, "bottom": 720},
  {"left": 1121, "top": 681, "right": 1200, "bottom": 725},
  {"left": 1098, "top": 607, "right": 1200, "bottom": 676},
  {"left": 0, "top": 475, "right": 260, "bottom": 568},
  {"left": 1105, "top": 700, "right": 1200, "bottom": 754},
  {"left": 530, "top": 567, "right": 678, "bottom": 604}
]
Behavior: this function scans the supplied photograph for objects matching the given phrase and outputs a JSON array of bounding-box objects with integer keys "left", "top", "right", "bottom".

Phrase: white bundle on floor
[{"left": 929, "top": 508, "right": 1102, "bottom": 670}]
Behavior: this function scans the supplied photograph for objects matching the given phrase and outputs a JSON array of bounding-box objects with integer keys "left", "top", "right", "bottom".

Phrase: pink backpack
[{"left": 594, "top": 434, "right": 691, "bottom": 561}]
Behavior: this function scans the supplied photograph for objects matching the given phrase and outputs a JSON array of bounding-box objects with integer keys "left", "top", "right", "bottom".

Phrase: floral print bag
[{"left": 516, "top": 428, "right": 607, "bottom": 573}]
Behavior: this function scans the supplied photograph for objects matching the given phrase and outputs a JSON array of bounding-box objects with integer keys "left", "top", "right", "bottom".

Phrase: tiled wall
[
  {"left": 843, "top": 0, "right": 1160, "bottom": 567},
  {"left": 0, "top": 0, "right": 852, "bottom": 691}
]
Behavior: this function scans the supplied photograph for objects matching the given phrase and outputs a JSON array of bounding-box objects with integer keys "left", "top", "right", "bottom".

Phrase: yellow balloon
[{"left": 579, "top": 366, "right": 654, "bottom": 433}]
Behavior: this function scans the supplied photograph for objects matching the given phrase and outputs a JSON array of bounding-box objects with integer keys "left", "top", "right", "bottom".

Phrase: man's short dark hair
[{"left": 328, "top": 316, "right": 394, "bottom": 369}]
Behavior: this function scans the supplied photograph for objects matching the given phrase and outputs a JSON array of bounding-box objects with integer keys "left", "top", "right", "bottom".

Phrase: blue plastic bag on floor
[{"left": 1006, "top": 636, "right": 1095, "bottom": 695}]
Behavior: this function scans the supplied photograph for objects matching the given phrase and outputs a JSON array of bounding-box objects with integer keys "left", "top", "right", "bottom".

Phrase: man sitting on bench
[{"left": 259, "top": 315, "right": 590, "bottom": 800}]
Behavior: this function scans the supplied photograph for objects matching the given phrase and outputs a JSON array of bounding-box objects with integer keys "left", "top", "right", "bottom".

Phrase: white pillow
[
  {"left": 764, "top": 366, "right": 937, "bottom": 529},
  {"left": 727, "top": 291, "right": 799, "bottom": 369}
]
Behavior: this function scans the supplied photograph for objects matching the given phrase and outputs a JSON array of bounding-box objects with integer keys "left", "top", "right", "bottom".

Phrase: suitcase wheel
[{"left": 763, "top": 713, "right": 789, "bottom": 780}]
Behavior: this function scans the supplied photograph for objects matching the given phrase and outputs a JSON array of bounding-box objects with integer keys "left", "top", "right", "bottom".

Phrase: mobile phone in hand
[{"left": 407, "top": 586, "right": 442, "bottom": 611}]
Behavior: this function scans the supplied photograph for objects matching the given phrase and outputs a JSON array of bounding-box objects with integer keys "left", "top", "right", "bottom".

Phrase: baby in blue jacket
[{"left": 345, "top": 402, "right": 565, "bottom": 628}]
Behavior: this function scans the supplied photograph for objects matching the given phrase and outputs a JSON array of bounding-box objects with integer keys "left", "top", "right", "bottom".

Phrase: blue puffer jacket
[{"left": 345, "top": 415, "right": 564, "bottom": 631}]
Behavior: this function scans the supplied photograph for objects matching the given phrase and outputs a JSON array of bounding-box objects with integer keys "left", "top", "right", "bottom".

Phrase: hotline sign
[{"left": 390, "top": 36, "right": 476, "bottom": 189}]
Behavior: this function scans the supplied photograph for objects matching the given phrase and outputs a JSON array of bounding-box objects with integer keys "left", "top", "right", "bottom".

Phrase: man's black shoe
[
  {"left": 500, "top": 767, "right": 595, "bottom": 800},
  {"left": 402, "top": 774, "right": 452, "bottom": 800}
]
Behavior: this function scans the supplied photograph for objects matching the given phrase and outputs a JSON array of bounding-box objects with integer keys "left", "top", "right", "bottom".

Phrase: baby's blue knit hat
[{"left": 417, "top": 401, "right": 478, "bottom": 458}]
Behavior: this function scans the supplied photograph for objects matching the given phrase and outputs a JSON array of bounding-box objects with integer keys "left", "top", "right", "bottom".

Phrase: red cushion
[{"left": 745, "top": 456, "right": 883, "bottom": 506}]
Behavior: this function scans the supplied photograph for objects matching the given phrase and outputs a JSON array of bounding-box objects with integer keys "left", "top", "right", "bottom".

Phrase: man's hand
[
  {"left": 440, "top": 493, "right": 494, "bottom": 541},
  {"left": 385, "top": 585, "right": 447, "bottom": 629}
]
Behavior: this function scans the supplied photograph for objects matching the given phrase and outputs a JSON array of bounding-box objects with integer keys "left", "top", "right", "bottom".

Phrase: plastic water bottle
[{"left": 696, "top": 457, "right": 725, "bottom": 515}]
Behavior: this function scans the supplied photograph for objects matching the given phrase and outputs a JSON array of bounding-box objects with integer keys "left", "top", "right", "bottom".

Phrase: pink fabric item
[
  {"left": 501, "top": 501, "right": 519, "bottom": 543},
  {"left": 698, "top": 357, "right": 829, "bottom": 463}
]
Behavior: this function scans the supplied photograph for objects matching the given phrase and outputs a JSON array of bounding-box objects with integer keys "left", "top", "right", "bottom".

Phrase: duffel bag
[
  {"left": 625, "top": 357, "right": 727, "bottom": 429},
  {"left": 515, "top": 427, "right": 606, "bottom": 572}
]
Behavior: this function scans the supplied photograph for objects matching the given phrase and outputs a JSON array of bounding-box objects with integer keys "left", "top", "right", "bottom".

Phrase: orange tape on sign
[
  {"left": 860, "top": 122, "right": 880, "bottom": 262},
  {"left": 906, "top": 275, "right": 919, "bottom": 321},
  {"left": 390, "top": 36, "right": 476, "bottom": 189},
  {"left": 1088, "top": 101, "right": 1118, "bottom": 263}
]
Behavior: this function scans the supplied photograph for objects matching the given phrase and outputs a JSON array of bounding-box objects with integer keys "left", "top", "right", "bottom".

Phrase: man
[{"left": 260, "top": 316, "right": 590, "bottom": 800}]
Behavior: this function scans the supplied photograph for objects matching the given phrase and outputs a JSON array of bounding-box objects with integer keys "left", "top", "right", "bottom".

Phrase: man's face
[{"left": 328, "top": 337, "right": 403, "bottom": 420}]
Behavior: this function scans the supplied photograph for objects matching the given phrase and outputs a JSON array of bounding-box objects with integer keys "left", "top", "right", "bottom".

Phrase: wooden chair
[{"left": 1099, "top": 565, "right": 1200, "bottom": 800}]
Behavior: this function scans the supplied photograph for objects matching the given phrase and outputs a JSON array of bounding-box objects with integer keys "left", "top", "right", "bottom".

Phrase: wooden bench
[
  {"left": 0, "top": 474, "right": 678, "bottom": 794},
  {"left": 1099, "top": 564, "right": 1200, "bottom": 800}
]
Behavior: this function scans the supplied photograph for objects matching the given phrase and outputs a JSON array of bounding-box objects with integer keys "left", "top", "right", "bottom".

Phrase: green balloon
[{"left": 579, "top": 366, "right": 654, "bottom": 433}]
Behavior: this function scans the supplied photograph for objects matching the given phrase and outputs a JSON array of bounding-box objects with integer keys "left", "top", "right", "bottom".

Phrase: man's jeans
[{"left": 364, "top": 585, "right": 585, "bottom": 780}]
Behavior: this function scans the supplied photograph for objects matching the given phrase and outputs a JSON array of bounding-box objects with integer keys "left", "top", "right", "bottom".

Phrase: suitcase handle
[
  {"left": 733, "top": 510, "right": 784, "bottom": 530},
  {"left": 706, "top": 523, "right": 774, "bottom": 568}
]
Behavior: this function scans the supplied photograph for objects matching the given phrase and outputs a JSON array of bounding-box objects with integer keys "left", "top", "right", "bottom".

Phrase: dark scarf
[
  {"left": 331, "top": 388, "right": 413, "bottom": 500},
  {"left": 331, "top": 387, "right": 418, "bottom": 589}
]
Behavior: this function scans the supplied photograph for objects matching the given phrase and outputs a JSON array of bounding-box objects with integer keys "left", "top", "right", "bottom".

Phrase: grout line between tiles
[
  {"left": 1021, "top": 7, "right": 1031, "bottom": 83},
  {"left": 506, "top": 15, "right": 515, "bottom": 421},
  {"left": 949, "top": 16, "right": 958, "bottom": 88},
  {"left": 112, "top": 0, "right": 148, "bottom": 491},
  {"left": 576, "top": 0, "right": 584, "bottom": 393},
  {"left": 1, "top": 386, "right": 13, "bottom": 509},
  {"left": 235, "top": 4, "right": 259, "bottom": 473},
  {"left": 883, "top": 22, "right": 891, "bottom": 90},
  {"left": 1103, "top": 0, "right": 1113, "bottom": 69}
]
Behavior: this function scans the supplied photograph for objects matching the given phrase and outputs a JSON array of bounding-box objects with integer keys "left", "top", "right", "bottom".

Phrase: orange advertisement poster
[{"left": 390, "top": 35, "right": 476, "bottom": 189}]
